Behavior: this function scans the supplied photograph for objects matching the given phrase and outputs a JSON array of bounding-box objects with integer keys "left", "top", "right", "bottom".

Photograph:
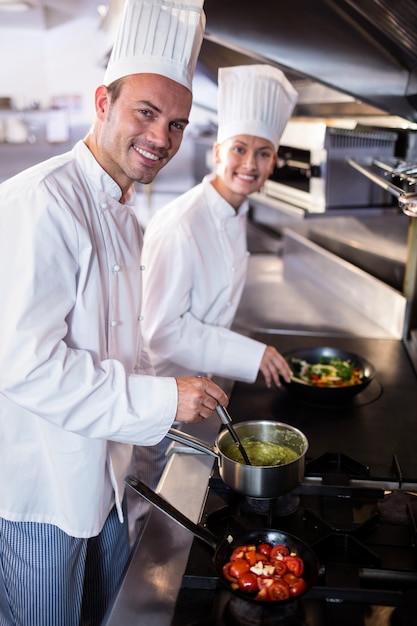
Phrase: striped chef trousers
[{"left": 0, "top": 502, "right": 129, "bottom": 626}]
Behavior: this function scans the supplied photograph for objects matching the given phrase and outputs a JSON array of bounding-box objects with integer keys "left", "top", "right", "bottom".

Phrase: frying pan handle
[
  {"left": 166, "top": 428, "right": 219, "bottom": 458},
  {"left": 125, "top": 475, "right": 219, "bottom": 551}
]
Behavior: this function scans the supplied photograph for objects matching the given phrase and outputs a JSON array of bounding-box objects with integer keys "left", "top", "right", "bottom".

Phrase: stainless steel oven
[{"left": 262, "top": 121, "right": 399, "bottom": 212}]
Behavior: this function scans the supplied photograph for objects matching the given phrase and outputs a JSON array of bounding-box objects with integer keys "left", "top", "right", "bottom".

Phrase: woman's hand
[{"left": 259, "top": 346, "right": 292, "bottom": 388}]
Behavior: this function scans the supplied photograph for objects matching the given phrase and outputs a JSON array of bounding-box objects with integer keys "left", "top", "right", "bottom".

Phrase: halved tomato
[
  {"left": 283, "top": 572, "right": 298, "bottom": 587},
  {"left": 273, "top": 559, "right": 287, "bottom": 576},
  {"left": 222, "top": 562, "right": 237, "bottom": 583},
  {"left": 288, "top": 577, "right": 307, "bottom": 597},
  {"left": 283, "top": 555, "right": 304, "bottom": 577},
  {"left": 245, "top": 550, "right": 268, "bottom": 566},
  {"left": 229, "top": 559, "right": 250, "bottom": 579},
  {"left": 267, "top": 580, "right": 290, "bottom": 601},
  {"left": 229, "top": 546, "right": 246, "bottom": 561},
  {"left": 237, "top": 571, "right": 258, "bottom": 593},
  {"left": 257, "top": 543, "right": 272, "bottom": 558},
  {"left": 270, "top": 544, "right": 290, "bottom": 559},
  {"left": 255, "top": 587, "right": 270, "bottom": 601},
  {"left": 257, "top": 576, "right": 274, "bottom": 590}
]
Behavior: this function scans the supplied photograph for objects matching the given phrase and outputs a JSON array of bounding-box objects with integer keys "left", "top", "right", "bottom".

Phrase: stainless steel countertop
[
  {"left": 103, "top": 453, "right": 214, "bottom": 626},
  {"left": 234, "top": 245, "right": 406, "bottom": 340}
]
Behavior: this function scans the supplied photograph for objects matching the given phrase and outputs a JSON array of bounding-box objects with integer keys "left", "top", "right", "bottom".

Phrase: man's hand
[
  {"left": 259, "top": 346, "right": 292, "bottom": 388},
  {"left": 175, "top": 376, "right": 228, "bottom": 423}
]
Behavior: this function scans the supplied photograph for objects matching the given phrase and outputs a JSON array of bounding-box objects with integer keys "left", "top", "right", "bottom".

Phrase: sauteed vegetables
[
  {"left": 222, "top": 542, "right": 307, "bottom": 601},
  {"left": 289, "top": 355, "right": 363, "bottom": 387}
]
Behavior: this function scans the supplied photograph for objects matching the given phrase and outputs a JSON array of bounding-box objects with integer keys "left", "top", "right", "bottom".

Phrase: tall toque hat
[
  {"left": 217, "top": 64, "right": 298, "bottom": 149},
  {"left": 103, "top": 0, "right": 206, "bottom": 91}
]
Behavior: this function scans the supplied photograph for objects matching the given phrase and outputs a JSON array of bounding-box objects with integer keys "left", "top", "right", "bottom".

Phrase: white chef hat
[
  {"left": 217, "top": 64, "right": 298, "bottom": 149},
  {"left": 103, "top": 0, "right": 206, "bottom": 92}
]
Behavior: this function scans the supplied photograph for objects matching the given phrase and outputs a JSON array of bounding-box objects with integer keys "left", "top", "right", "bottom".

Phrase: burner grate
[
  {"left": 173, "top": 453, "right": 417, "bottom": 625},
  {"left": 225, "top": 595, "right": 307, "bottom": 626},
  {"left": 312, "top": 532, "right": 381, "bottom": 568},
  {"left": 305, "top": 452, "right": 370, "bottom": 479}
]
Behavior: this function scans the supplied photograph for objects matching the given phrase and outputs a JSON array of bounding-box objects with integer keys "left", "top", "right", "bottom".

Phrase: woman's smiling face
[{"left": 212, "top": 134, "right": 277, "bottom": 210}]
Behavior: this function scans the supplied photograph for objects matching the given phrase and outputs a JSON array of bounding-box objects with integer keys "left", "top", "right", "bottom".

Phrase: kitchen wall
[
  {"left": 0, "top": 15, "right": 219, "bottom": 237},
  {"left": 0, "top": 14, "right": 217, "bottom": 202},
  {"left": 0, "top": 16, "right": 108, "bottom": 122}
]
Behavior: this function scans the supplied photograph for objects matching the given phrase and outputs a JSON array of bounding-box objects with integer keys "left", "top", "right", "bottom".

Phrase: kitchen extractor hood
[{"left": 199, "top": 0, "right": 417, "bottom": 122}]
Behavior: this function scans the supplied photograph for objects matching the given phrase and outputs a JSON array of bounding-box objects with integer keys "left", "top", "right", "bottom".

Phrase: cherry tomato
[
  {"left": 268, "top": 580, "right": 290, "bottom": 601},
  {"left": 256, "top": 587, "right": 270, "bottom": 601},
  {"left": 273, "top": 559, "right": 287, "bottom": 576},
  {"left": 288, "top": 577, "right": 307, "bottom": 597},
  {"left": 283, "top": 555, "right": 304, "bottom": 577},
  {"left": 237, "top": 571, "right": 258, "bottom": 593},
  {"left": 222, "top": 562, "right": 237, "bottom": 583},
  {"left": 229, "top": 546, "right": 246, "bottom": 561},
  {"left": 245, "top": 550, "right": 268, "bottom": 566},
  {"left": 257, "top": 576, "right": 274, "bottom": 590},
  {"left": 283, "top": 572, "right": 298, "bottom": 586},
  {"left": 229, "top": 559, "right": 250, "bottom": 579},
  {"left": 257, "top": 543, "right": 272, "bottom": 558},
  {"left": 270, "top": 544, "right": 290, "bottom": 559}
]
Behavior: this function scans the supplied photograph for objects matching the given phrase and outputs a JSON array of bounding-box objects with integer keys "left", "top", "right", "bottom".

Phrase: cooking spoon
[{"left": 216, "top": 405, "right": 252, "bottom": 465}]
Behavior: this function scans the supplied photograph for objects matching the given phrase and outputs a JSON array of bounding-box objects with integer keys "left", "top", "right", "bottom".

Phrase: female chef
[{"left": 131, "top": 64, "right": 298, "bottom": 531}]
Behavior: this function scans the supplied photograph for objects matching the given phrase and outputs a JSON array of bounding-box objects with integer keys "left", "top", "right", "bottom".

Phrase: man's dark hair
[{"left": 106, "top": 77, "right": 126, "bottom": 104}]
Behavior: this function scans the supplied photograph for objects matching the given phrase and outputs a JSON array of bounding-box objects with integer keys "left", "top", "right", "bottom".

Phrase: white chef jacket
[
  {"left": 141, "top": 175, "right": 266, "bottom": 383},
  {"left": 0, "top": 141, "right": 177, "bottom": 538}
]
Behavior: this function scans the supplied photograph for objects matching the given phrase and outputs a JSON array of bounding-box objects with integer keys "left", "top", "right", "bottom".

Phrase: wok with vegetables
[{"left": 283, "top": 346, "right": 375, "bottom": 405}]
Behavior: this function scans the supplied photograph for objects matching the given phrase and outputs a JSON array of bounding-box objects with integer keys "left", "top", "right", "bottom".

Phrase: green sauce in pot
[{"left": 224, "top": 440, "right": 299, "bottom": 466}]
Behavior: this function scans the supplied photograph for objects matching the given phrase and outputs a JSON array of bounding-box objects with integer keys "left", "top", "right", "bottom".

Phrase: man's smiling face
[{"left": 92, "top": 73, "right": 192, "bottom": 195}]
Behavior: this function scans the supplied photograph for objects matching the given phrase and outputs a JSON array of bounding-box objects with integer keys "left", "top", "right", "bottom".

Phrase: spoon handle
[
  {"left": 216, "top": 405, "right": 252, "bottom": 465},
  {"left": 215, "top": 404, "right": 233, "bottom": 427}
]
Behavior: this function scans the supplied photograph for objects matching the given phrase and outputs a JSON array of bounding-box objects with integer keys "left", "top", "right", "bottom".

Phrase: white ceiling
[{"left": 0, "top": 0, "right": 105, "bottom": 30}]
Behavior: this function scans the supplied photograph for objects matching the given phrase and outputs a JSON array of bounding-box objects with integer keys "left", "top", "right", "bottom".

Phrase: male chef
[{"left": 0, "top": 1, "right": 227, "bottom": 625}]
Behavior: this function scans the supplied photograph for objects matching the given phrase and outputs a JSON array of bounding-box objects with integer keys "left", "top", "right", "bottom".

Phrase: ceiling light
[{"left": 97, "top": 4, "right": 108, "bottom": 19}]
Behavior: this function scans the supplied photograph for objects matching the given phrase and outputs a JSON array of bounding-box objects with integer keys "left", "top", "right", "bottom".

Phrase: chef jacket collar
[
  {"left": 203, "top": 174, "right": 250, "bottom": 220},
  {"left": 77, "top": 141, "right": 127, "bottom": 202}
]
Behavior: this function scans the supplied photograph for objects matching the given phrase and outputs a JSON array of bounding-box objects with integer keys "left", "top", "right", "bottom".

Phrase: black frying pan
[{"left": 125, "top": 475, "right": 319, "bottom": 603}]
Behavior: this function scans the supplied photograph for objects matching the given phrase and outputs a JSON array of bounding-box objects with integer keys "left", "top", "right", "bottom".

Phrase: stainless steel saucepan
[{"left": 166, "top": 420, "right": 308, "bottom": 498}]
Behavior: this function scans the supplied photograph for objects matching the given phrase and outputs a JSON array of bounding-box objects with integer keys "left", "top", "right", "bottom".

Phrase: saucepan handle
[{"left": 166, "top": 427, "right": 219, "bottom": 458}]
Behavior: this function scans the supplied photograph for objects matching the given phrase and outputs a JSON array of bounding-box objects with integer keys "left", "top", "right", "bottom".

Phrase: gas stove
[
  {"left": 171, "top": 334, "right": 417, "bottom": 626},
  {"left": 103, "top": 334, "right": 417, "bottom": 626},
  {"left": 172, "top": 458, "right": 417, "bottom": 626}
]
